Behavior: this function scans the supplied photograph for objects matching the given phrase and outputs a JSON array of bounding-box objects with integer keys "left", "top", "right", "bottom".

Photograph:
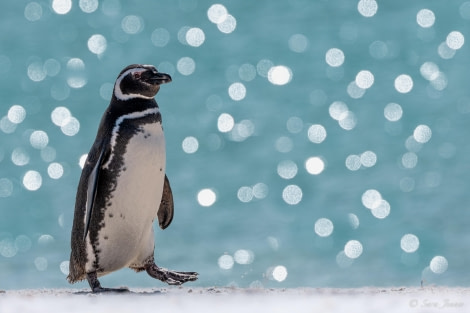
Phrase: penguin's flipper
[
  {"left": 83, "top": 147, "right": 105, "bottom": 241},
  {"left": 157, "top": 175, "right": 174, "bottom": 230}
]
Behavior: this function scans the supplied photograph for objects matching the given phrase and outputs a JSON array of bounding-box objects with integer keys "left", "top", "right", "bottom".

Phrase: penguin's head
[{"left": 113, "top": 64, "right": 172, "bottom": 101}]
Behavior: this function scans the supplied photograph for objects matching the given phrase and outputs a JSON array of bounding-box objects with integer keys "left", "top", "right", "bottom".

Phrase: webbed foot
[{"left": 145, "top": 263, "right": 198, "bottom": 285}]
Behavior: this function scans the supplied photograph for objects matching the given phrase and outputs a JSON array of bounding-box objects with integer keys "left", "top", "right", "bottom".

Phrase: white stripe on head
[
  {"left": 102, "top": 107, "right": 160, "bottom": 169},
  {"left": 114, "top": 67, "right": 155, "bottom": 101}
]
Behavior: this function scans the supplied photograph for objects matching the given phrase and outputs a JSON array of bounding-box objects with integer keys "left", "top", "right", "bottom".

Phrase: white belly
[{"left": 89, "top": 122, "right": 165, "bottom": 273}]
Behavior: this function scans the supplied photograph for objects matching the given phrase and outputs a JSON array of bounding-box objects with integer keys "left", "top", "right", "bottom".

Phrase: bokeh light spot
[
  {"left": 360, "top": 151, "right": 377, "bottom": 168},
  {"left": 151, "top": 28, "right": 170, "bottom": 47},
  {"left": 329, "top": 101, "right": 348, "bottom": 120},
  {"left": 355, "top": 70, "right": 374, "bottom": 89},
  {"left": 197, "top": 188, "right": 216, "bottom": 207},
  {"left": 371, "top": 199, "right": 390, "bottom": 219},
  {"left": 286, "top": 117, "right": 303, "bottom": 134},
  {"left": 182, "top": 136, "right": 199, "bottom": 154},
  {"left": 44, "top": 59, "right": 61, "bottom": 77},
  {"left": 61, "top": 117, "right": 80, "bottom": 136},
  {"left": 121, "top": 15, "right": 143, "bottom": 34},
  {"left": 23, "top": 170, "right": 42, "bottom": 191},
  {"left": 99, "top": 83, "right": 113, "bottom": 100},
  {"left": 305, "top": 157, "right": 325, "bottom": 175},
  {"left": 237, "top": 186, "right": 253, "bottom": 203},
  {"left": 51, "top": 107, "right": 71, "bottom": 126},
  {"left": 400, "top": 234, "right": 420, "bottom": 253},
  {"left": 420, "top": 62, "right": 439, "bottom": 81},
  {"left": 314, "top": 218, "right": 334, "bottom": 237},
  {"left": 344, "top": 240, "right": 363, "bottom": 259},
  {"left": 402, "top": 152, "right": 418, "bottom": 169},
  {"left": 325, "top": 48, "right": 345, "bottom": 67},
  {"left": 384, "top": 103, "right": 403, "bottom": 121},
  {"left": 186, "top": 27, "right": 205, "bottom": 47},
  {"left": 79, "top": 0, "right": 98, "bottom": 13},
  {"left": 234, "top": 249, "right": 254, "bottom": 264},
  {"left": 218, "top": 254, "right": 234, "bottom": 270},
  {"left": 252, "top": 183, "right": 268, "bottom": 199},
  {"left": 60, "top": 261, "right": 70, "bottom": 275},
  {"left": 277, "top": 160, "right": 298, "bottom": 180},
  {"left": 0, "top": 178, "right": 13, "bottom": 198},
  {"left": 238, "top": 63, "right": 257, "bottom": 82},
  {"left": 217, "top": 113, "right": 234, "bottom": 133},
  {"left": 271, "top": 265, "right": 288, "bottom": 282},
  {"left": 357, "top": 0, "right": 378, "bottom": 17},
  {"left": 79, "top": 154, "right": 88, "bottom": 169},
  {"left": 307, "top": 124, "right": 327, "bottom": 144},
  {"left": 34, "top": 257, "right": 48, "bottom": 271},
  {"left": 66, "top": 58, "right": 87, "bottom": 89},
  {"left": 268, "top": 66, "right": 292, "bottom": 85},
  {"left": 338, "top": 111, "right": 357, "bottom": 130},
  {"left": 228, "top": 82, "right": 246, "bottom": 101},
  {"left": 15, "top": 235, "right": 32, "bottom": 252},
  {"left": 288, "top": 34, "right": 308, "bottom": 53},
  {"left": 369, "top": 40, "right": 388, "bottom": 59},
  {"left": 27, "top": 62, "right": 47, "bottom": 82},
  {"left": 30, "top": 130, "right": 49, "bottom": 149},
  {"left": 336, "top": 251, "right": 354, "bottom": 268},
  {"left": 413, "top": 125, "right": 432, "bottom": 143},
  {"left": 362, "top": 189, "right": 382, "bottom": 209},
  {"left": 348, "top": 213, "right": 360, "bottom": 229},
  {"left": 0, "top": 237, "right": 18, "bottom": 258},
  {"left": 177, "top": 57, "right": 196, "bottom": 76},
  {"left": 275, "top": 136, "right": 293, "bottom": 153},
  {"left": 347, "top": 81, "right": 366, "bottom": 99},
  {"left": 8, "top": 105, "right": 26, "bottom": 124},
  {"left": 217, "top": 14, "right": 237, "bottom": 34},
  {"left": 345, "top": 155, "right": 361, "bottom": 171},
  {"left": 282, "top": 185, "right": 302, "bottom": 205},
  {"left": 48, "top": 163, "right": 64, "bottom": 179},
  {"left": 25, "top": 2, "right": 43, "bottom": 21},
  {"left": 430, "top": 256, "right": 448, "bottom": 274},
  {"left": 52, "top": 0, "right": 72, "bottom": 15},
  {"left": 394, "top": 74, "right": 413, "bottom": 93},
  {"left": 416, "top": 9, "right": 435, "bottom": 28},
  {"left": 87, "top": 34, "right": 107, "bottom": 55},
  {"left": 11, "top": 148, "right": 30, "bottom": 166},
  {"left": 460, "top": 2, "right": 470, "bottom": 19},
  {"left": 207, "top": 4, "right": 228, "bottom": 24},
  {"left": 446, "top": 31, "right": 465, "bottom": 50}
]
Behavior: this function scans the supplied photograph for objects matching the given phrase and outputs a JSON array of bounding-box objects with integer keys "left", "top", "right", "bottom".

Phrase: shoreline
[{"left": 1, "top": 287, "right": 469, "bottom": 313}]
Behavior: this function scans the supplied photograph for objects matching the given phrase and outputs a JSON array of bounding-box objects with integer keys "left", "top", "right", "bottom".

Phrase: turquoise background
[{"left": 0, "top": 0, "right": 469, "bottom": 289}]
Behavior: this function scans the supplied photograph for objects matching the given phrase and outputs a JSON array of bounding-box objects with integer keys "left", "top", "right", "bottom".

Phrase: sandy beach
[{"left": 0, "top": 287, "right": 468, "bottom": 313}]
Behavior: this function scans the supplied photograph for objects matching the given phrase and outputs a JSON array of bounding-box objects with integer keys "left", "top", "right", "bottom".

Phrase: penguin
[{"left": 67, "top": 64, "right": 198, "bottom": 292}]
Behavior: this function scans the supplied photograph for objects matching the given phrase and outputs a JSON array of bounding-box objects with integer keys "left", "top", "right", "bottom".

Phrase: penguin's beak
[{"left": 148, "top": 71, "right": 172, "bottom": 85}]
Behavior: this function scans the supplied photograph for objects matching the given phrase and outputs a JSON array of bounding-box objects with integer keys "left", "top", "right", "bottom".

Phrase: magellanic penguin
[{"left": 67, "top": 64, "right": 198, "bottom": 293}]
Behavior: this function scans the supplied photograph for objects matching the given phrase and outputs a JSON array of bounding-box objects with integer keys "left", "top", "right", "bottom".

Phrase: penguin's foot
[
  {"left": 86, "top": 271, "right": 129, "bottom": 293},
  {"left": 145, "top": 263, "right": 198, "bottom": 285}
]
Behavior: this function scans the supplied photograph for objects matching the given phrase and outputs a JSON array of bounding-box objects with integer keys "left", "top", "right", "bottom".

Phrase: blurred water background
[{"left": 0, "top": 0, "right": 470, "bottom": 290}]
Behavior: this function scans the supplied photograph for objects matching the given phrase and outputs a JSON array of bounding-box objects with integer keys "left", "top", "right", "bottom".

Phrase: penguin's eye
[{"left": 133, "top": 72, "right": 142, "bottom": 80}]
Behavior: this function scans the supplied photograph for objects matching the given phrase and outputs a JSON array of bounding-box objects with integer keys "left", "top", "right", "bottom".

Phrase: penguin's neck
[{"left": 110, "top": 96, "right": 159, "bottom": 115}]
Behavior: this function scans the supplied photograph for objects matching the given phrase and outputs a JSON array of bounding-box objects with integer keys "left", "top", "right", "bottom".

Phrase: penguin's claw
[{"left": 145, "top": 264, "right": 198, "bottom": 285}]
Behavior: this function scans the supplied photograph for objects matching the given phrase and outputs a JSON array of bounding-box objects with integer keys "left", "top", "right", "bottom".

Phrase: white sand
[{"left": 1, "top": 287, "right": 468, "bottom": 313}]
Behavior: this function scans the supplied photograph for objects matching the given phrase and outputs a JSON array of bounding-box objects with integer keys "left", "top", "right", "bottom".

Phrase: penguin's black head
[{"left": 113, "top": 64, "right": 172, "bottom": 101}]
